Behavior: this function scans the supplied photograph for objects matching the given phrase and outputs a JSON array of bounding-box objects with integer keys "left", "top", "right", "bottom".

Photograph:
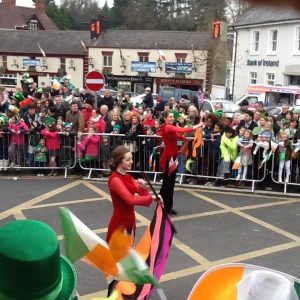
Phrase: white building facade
[{"left": 233, "top": 6, "right": 300, "bottom": 100}]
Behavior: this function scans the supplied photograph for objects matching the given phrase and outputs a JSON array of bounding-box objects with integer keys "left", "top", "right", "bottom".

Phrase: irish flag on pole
[
  {"left": 158, "top": 50, "right": 166, "bottom": 61},
  {"left": 60, "top": 207, "right": 118, "bottom": 276},
  {"left": 59, "top": 207, "right": 166, "bottom": 299}
]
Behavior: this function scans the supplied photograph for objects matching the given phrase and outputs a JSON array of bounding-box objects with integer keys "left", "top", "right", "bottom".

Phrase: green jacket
[{"left": 220, "top": 134, "right": 238, "bottom": 162}]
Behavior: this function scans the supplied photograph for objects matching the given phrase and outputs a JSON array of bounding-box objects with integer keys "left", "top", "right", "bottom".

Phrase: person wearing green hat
[
  {"left": 0, "top": 219, "right": 78, "bottom": 299},
  {"left": 11, "top": 91, "right": 25, "bottom": 102}
]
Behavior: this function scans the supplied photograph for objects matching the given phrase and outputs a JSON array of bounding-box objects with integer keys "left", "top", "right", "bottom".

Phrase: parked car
[
  {"left": 97, "top": 89, "right": 118, "bottom": 98},
  {"left": 129, "top": 93, "right": 160, "bottom": 108},
  {"left": 202, "top": 100, "right": 239, "bottom": 118},
  {"left": 159, "top": 86, "right": 200, "bottom": 103}
]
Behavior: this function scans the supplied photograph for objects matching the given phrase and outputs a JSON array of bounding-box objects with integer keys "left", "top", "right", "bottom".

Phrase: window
[
  {"left": 266, "top": 73, "right": 275, "bottom": 85},
  {"left": 28, "top": 20, "right": 38, "bottom": 30},
  {"left": 0, "top": 74, "right": 17, "bottom": 86},
  {"left": 249, "top": 72, "right": 257, "bottom": 84},
  {"left": 102, "top": 51, "right": 113, "bottom": 67},
  {"left": 175, "top": 53, "right": 187, "bottom": 63},
  {"left": 252, "top": 31, "right": 260, "bottom": 54},
  {"left": 1, "top": 55, "right": 7, "bottom": 68},
  {"left": 60, "top": 58, "right": 66, "bottom": 71},
  {"left": 176, "top": 58, "right": 186, "bottom": 63},
  {"left": 295, "top": 27, "right": 300, "bottom": 53},
  {"left": 138, "top": 52, "right": 149, "bottom": 62},
  {"left": 269, "top": 29, "right": 278, "bottom": 53}
]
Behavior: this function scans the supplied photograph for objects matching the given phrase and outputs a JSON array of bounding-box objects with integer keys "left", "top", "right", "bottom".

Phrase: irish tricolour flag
[
  {"left": 59, "top": 207, "right": 166, "bottom": 299},
  {"left": 188, "top": 263, "right": 300, "bottom": 300},
  {"left": 60, "top": 207, "right": 118, "bottom": 276}
]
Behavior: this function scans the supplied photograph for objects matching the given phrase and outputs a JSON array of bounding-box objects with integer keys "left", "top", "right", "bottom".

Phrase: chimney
[
  {"left": 2, "top": 0, "right": 16, "bottom": 8},
  {"left": 35, "top": 0, "right": 46, "bottom": 13}
]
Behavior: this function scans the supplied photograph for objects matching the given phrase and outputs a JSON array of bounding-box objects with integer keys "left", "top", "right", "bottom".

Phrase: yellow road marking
[
  {"left": 24, "top": 197, "right": 104, "bottom": 210},
  {"left": 13, "top": 211, "right": 26, "bottom": 220},
  {"left": 191, "top": 188, "right": 297, "bottom": 200},
  {"left": 0, "top": 180, "right": 83, "bottom": 220},
  {"left": 187, "top": 190, "right": 299, "bottom": 241}
]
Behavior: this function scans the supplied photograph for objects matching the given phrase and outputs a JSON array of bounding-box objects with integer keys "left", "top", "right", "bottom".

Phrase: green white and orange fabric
[
  {"left": 59, "top": 207, "right": 166, "bottom": 299},
  {"left": 188, "top": 263, "right": 300, "bottom": 300}
]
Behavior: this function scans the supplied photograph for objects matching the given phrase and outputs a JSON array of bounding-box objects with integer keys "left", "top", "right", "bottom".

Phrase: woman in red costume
[
  {"left": 106, "top": 145, "right": 160, "bottom": 243},
  {"left": 159, "top": 110, "right": 201, "bottom": 215}
]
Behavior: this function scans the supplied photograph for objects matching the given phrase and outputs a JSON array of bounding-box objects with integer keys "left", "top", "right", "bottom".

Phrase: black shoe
[{"left": 167, "top": 209, "right": 178, "bottom": 215}]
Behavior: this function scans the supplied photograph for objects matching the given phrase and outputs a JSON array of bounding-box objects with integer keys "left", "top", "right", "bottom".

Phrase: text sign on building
[
  {"left": 23, "top": 59, "right": 40, "bottom": 67},
  {"left": 131, "top": 61, "right": 156, "bottom": 73},
  {"left": 247, "top": 59, "right": 279, "bottom": 67},
  {"left": 85, "top": 71, "right": 105, "bottom": 92},
  {"left": 165, "top": 62, "right": 193, "bottom": 74}
]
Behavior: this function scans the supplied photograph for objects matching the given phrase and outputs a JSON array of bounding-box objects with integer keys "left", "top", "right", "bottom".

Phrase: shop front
[
  {"left": 156, "top": 77, "right": 203, "bottom": 92},
  {"left": 104, "top": 75, "right": 154, "bottom": 94}
]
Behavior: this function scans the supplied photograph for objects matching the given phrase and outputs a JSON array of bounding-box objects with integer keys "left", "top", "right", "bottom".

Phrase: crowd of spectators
[{"left": 0, "top": 74, "right": 299, "bottom": 187}]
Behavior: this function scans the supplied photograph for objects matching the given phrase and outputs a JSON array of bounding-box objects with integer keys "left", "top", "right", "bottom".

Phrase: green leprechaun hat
[
  {"left": 44, "top": 117, "right": 56, "bottom": 126},
  {"left": 0, "top": 220, "right": 77, "bottom": 300},
  {"left": 11, "top": 91, "right": 25, "bottom": 102}
]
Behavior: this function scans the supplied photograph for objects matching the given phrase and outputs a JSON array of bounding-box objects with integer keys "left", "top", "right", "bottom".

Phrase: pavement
[{"left": 1, "top": 178, "right": 300, "bottom": 299}]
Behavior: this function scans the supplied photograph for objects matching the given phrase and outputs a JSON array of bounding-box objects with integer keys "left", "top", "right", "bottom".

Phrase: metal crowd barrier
[
  {"left": 0, "top": 132, "right": 77, "bottom": 178},
  {"left": 271, "top": 148, "right": 300, "bottom": 195},
  {"left": 2, "top": 131, "right": 298, "bottom": 195},
  {"left": 77, "top": 133, "right": 267, "bottom": 192}
]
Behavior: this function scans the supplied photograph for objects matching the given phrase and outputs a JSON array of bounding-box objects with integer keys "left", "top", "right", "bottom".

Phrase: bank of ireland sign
[{"left": 247, "top": 59, "right": 279, "bottom": 67}]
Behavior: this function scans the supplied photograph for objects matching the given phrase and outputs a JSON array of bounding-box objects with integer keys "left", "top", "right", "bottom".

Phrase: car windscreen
[
  {"left": 265, "top": 92, "right": 294, "bottom": 106},
  {"left": 160, "top": 88, "right": 175, "bottom": 99},
  {"left": 220, "top": 102, "right": 239, "bottom": 113}
]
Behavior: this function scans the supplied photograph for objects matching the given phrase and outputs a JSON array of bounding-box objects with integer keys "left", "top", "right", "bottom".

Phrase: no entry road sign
[{"left": 85, "top": 71, "right": 105, "bottom": 92}]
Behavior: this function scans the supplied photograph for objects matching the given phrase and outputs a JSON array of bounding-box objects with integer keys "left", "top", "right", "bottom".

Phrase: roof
[
  {"left": 0, "top": 30, "right": 90, "bottom": 56},
  {"left": 0, "top": 4, "right": 57, "bottom": 30},
  {"left": 90, "top": 30, "right": 213, "bottom": 50},
  {"left": 234, "top": 5, "right": 300, "bottom": 27}
]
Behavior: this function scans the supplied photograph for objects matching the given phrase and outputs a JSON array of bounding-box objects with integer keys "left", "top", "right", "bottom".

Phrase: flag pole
[{"left": 139, "top": 171, "right": 177, "bottom": 234}]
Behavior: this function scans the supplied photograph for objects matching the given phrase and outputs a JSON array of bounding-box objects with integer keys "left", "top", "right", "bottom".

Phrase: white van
[{"left": 236, "top": 84, "right": 300, "bottom": 110}]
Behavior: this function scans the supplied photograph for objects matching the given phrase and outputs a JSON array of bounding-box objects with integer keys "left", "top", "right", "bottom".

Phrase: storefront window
[{"left": 0, "top": 74, "right": 17, "bottom": 87}]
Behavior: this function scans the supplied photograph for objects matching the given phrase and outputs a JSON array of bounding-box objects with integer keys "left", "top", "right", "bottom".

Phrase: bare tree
[{"left": 226, "top": 0, "right": 250, "bottom": 24}]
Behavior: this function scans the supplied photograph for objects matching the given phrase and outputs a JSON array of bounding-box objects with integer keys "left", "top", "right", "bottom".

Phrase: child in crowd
[
  {"left": 284, "top": 120, "right": 298, "bottom": 140},
  {"left": 41, "top": 119, "right": 59, "bottom": 176},
  {"left": 34, "top": 138, "right": 47, "bottom": 176},
  {"left": 277, "top": 131, "right": 292, "bottom": 183},
  {"left": 99, "top": 136, "right": 110, "bottom": 171},
  {"left": 236, "top": 129, "right": 254, "bottom": 180},
  {"left": 78, "top": 126, "right": 100, "bottom": 168},
  {"left": 253, "top": 121, "right": 273, "bottom": 157},
  {"left": 8, "top": 114, "right": 29, "bottom": 167},
  {"left": 218, "top": 127, "right": 238, "bottom": 180},
  {"left": 0, "top": 113, "right": 9, "bottom": 171}
]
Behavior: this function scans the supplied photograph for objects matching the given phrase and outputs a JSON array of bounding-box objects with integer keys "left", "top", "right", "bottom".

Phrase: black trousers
[{"left": 160, "top": 158, "right": 177, "bottom": 211}]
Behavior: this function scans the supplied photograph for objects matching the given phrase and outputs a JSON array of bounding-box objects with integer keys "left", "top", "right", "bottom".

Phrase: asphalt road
[{"left": 0, "top": 178, "right": 300, "bottom": 299}]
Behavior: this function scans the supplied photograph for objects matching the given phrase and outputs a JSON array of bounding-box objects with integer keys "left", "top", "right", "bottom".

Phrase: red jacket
[
  {"left": 8, "top": 121, "right": 29, "bottom": 145},
  {"left": 159, "top": 123, "right": 192, "bottom": 172},
  {"left": 41, "top": 129, "right": 60, "bottom": 150},
  {"left": 78, "top": 134, "right": 100, "bottom": 157},
  {"left": 106, "top": 171, "right": 152, "bottom": 243},
  {"left": 141, "top": 118, "right": 155, "bottom": 134},
  {"left": 80, "top": 108, "right": 93, "bottom": 132}
]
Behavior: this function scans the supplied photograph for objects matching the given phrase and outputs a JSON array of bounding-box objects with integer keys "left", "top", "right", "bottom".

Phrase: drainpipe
[{"left": 232, "top": 26, "right": 238, "bottom": 100}]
